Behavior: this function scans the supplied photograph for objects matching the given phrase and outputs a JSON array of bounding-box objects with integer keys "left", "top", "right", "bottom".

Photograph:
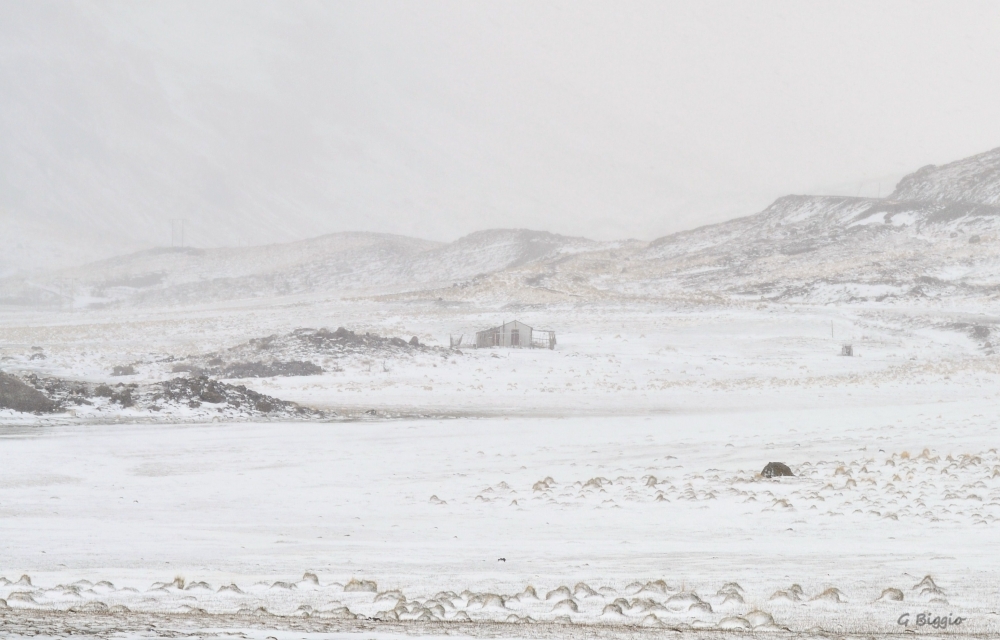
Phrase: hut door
[{"left": 510, "top": 329, "right": 519, "bottom": 346}]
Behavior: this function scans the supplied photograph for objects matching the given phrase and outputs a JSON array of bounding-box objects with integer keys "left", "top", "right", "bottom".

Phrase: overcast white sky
[{"left": 4, "top": 0, "right": 1000, "bottom": 265}]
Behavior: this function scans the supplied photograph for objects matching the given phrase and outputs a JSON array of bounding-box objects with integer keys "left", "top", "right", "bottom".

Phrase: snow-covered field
[
  {"left": 2, "top": 405, "right": 999, "bottom": 637},
  {"left": 3, "top": 295, "right": 1000, "bottom": 638},
  {"left": 3, "top": 297, "right": 999, "bottom": 419},
  {"left": 3, "top": 407, "right": 1000, "bottom": 635}
]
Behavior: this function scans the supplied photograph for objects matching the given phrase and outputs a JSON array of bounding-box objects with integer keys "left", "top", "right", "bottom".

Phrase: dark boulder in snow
[{"left": 761, "top": 462, "right": 794, "bottom": 478}]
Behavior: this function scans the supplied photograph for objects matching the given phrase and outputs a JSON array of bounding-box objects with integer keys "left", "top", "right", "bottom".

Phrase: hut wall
[{"left": 475, "top": 321, "right": 534, "bottom": 348}]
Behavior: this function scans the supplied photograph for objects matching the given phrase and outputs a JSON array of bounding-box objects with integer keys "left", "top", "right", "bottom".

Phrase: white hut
[{"left": 475, "top": 320, "right": 555, "bottom": 349}]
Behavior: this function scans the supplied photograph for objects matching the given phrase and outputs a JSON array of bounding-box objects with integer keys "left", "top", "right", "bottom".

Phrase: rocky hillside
[
  {"left": 0, "top": 370, "right": 325, "bottom": 422},
  {"left": 890, "top": 147, "right": 1000, "bottom": 205},
  {"left": 625, "top": 194, "right": 1000, "bottom": 303}
]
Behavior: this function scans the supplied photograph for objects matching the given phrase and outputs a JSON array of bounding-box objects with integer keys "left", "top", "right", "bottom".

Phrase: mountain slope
[
  {"left": 8, "top": 147, "right": 1000, "bottom": 309},
  {"left": 625, "top": 195, "right": 1000, "bottom": 302},
  {"left": 406, "top": 229, "right": 599, "bottom": 282},
  {"left": 415, "top": 187, "right": 1000, "bottom": 306},
  {"left": 890, "top": 147, "right": 1000, "bottom": 205},
  {"left": 0, "top": 228, "right": 604, "bottom": 308}
]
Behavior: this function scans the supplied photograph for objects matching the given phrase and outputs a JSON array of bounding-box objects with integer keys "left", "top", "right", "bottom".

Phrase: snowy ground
[
  {"left": 2, "top": 407, "right": 999, "bottom": 637},
  {"left": 2, "top": 297, "right": 1000, "bottom": 637},
  {"left": 3, "top": 297, "right": 999, "bottom": 420}
]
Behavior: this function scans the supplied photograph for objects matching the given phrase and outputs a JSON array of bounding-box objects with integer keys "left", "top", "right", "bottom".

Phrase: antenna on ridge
[{"left": 170, "top": 219, "right": 188, "bottom": 248}]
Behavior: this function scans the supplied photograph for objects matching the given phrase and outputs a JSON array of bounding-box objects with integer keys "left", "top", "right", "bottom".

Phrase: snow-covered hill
[
  {"left": 535, "top": 150, "right": 1000, "bottom": 305},
  {"left": 619, "top": 194, "right": 1000, "bottom": 303},
  {"left": 411, "top": 229, "right": 598, "bottom": 282},
  {"left": 0, "top": 232, "right": 440, "bottom": 308},
  {"left": 890, "top": 146, "right": 1000, "bottom": 205},
  {"left": 0, "top": 228, "right": 603, "bottom": 308},
  {"left": 8, "top": 147, "right": 1000, "bottom": 309},
  {"left": 382, "top": 190, "right": 1000, "bottom": 306}
]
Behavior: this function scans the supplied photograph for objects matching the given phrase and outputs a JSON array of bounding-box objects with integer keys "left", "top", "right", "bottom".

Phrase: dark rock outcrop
[
  {"left": 0, "top": 372, "right": 60, "bottom": 413},
  {"left": 761, "top": 462, "right": 794, "bottom": 478}
]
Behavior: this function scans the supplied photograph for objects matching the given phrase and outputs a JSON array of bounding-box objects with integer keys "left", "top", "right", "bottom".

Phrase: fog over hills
[
  {"left": 0, "top": 228, "right": 609, "bottom": 307},
  {"left": 5, "top": 146, "right": 1000, "bottom": 310},
  {"left": 0, "top": 2, "right": 786, "bottom": 274},
  {"left": 9, "top": 2, "right": 1000, "bottom": 282}
]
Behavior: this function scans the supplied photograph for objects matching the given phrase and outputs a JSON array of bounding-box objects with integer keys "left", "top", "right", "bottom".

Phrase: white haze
[
  {"left": 4, "top": 1, "right": 1000, "bottom": 273},
  {"left": 8, "top": 5, "right": 1000, "bottom": 638}
]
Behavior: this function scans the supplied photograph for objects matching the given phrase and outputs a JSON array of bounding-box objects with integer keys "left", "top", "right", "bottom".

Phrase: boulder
[{"left": 761, "top": 462, "right": 794, "bottom": 478}]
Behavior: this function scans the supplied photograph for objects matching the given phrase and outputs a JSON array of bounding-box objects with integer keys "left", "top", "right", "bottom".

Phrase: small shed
[{"left": 475, "top": 320, "right": 555, "bottom": 349}]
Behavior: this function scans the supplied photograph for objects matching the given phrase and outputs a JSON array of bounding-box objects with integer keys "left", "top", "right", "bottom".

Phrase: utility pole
[{"left": 170, "top": 219, "right": 187, "bottom": 248}]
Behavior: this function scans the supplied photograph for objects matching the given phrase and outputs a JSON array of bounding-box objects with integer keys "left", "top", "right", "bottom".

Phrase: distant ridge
[
  {"left": 6, "top": 146, "right": 1000, "bottom": 308},
  {"left": 0, "top": 228, "right": 604, "bottom": 308}
]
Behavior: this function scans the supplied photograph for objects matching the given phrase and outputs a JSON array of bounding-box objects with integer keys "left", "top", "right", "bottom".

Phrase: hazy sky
[{"left": 4, "top": 0, "right": 1000, "bottom": 267}]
